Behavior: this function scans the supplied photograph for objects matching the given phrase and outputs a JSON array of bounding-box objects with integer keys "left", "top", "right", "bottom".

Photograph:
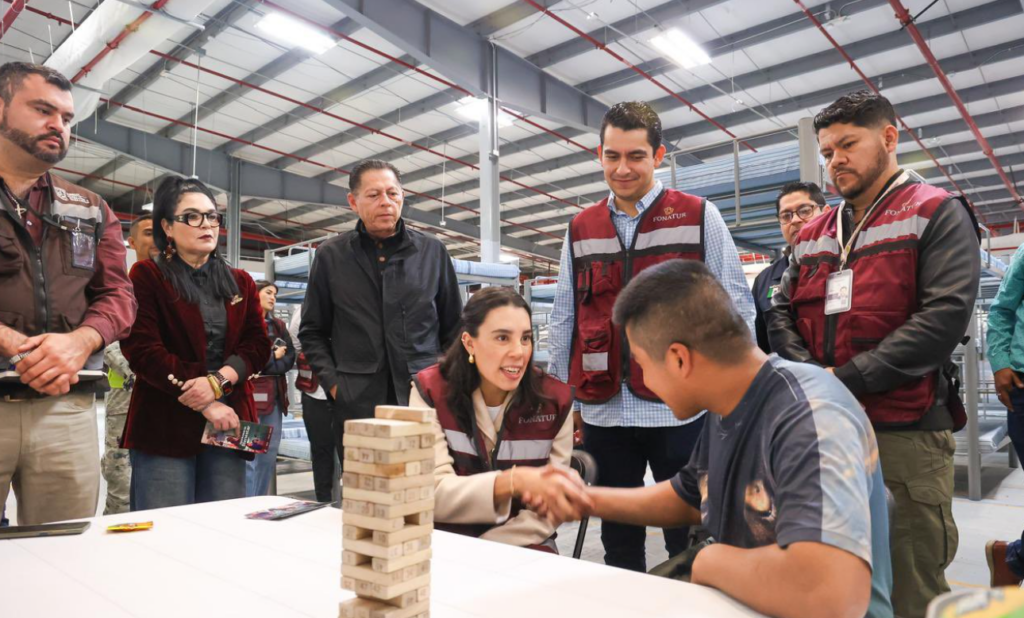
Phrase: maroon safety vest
[
  {"left": 789, "top": 180, "right": 967, "bottom": 427},
  {"left": 568, "top": 189, "right": 705, "bottom": 403},
  {"left": 414, "top": 363, "right": 573, "bottom": 538},
  {"left": 252, "top": 316, "right": 289, "bottom": 416}
]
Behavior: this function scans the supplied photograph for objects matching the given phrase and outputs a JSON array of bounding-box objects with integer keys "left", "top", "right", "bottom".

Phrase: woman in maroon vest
[
  {"left": 245, "top": 281, "right": 295, "bottom": 496},
  {"left": 409, "top": 287, "right": 575, "bottom": 552},
  {"left": 121, "top": 176, "right": 270, "bottom": 511}
]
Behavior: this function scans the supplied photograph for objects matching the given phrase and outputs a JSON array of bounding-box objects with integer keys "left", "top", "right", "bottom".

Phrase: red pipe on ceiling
[
  {"left": 71, "top": 0, "right": 170, "bottom": 84},
  {"left": 519, "top": 0, "right": 756, "bottom": 153},
  {"left": 889, "top": 0, "right": 1023, "bottom": 210},
  {"left": 791, "top": 0, "right": 978, "bottom": 220},
  {"left": 1, "top": 0, "right": 26, "bottom": 37}
]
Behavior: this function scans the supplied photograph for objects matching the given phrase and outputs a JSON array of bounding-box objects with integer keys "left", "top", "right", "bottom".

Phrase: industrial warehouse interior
[{"left": 2, "top": 0, "right": 1024, "bottom": 617}]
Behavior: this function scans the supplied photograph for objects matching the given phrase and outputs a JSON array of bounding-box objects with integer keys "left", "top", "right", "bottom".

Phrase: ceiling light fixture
[
  {"left": 255, "top": 12, "right": 336, "bottom": 55},
  {"left": 455, "top": 97, "right": 514, "bottom": 128},
  {"left": 650, "top": 28, "right": 711, "bottom": 70}
]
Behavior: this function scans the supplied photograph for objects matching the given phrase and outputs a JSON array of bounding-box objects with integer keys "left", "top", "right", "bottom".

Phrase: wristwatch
[{"left": 210, "top": 370, "right": 233, "bottom": 396}]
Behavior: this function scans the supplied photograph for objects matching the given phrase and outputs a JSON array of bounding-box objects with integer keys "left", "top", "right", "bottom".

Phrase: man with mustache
[
  {"left": 768, "top": 91, "right": 980, "bottom": 618},
  {"left": 0, "top": 63, "right": 136, "bottom": 525},
  {"left": 548, "top": 101, "right": 754, "bottom": 572}
]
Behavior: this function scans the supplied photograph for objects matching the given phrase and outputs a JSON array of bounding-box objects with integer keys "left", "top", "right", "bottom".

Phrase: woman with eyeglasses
[{"left": 120, "top": 175, "right": 270, "bottom": 510}]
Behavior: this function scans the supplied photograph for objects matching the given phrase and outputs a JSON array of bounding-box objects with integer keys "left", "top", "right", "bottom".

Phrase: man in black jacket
[
  {"left": 751, "top": 181, "right": 827, "bottom": 352},
  {"left": 768, "top": 92, "right": 980, "bottom": 618},
  {"left": 299, "top": 159, "right": 462, "bottom": 461}
]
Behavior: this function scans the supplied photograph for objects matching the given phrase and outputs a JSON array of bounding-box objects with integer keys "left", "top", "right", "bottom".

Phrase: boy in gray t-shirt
[{"left": 526, "top": 260, "right": 893, "bottom": 618}]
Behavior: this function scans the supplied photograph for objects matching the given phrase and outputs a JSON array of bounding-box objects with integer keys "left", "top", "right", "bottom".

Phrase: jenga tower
[{"left": 339, "top": 406, "right": 435, "bottom": 618}]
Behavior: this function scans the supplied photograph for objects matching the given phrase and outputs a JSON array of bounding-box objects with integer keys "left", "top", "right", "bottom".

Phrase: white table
[{"left": 0, "top": 496, "right": 763, "bottom": 618}]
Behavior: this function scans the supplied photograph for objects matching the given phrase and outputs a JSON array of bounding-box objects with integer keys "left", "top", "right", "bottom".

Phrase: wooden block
[
  {"left": 342, "top": 471, "right": 361, "bottom": 488},
  {"left": 372, "top": 524, "right": 432, "bottom": 547},
  {"left": 375, "top": 406, "right": 435, "bottom": 423},
  {"left": 344, "top": 433, "right": 422, "bottom": 452},
  {"left": 344, "top": 512, "right": 406, "bottom": 532},
  {"left": 403, "top": 461, "right": 422, "bottom": 477},
  {"left": 342, "top": 597, "right": 429, "bottom": 618},
  {"left": 403, "top": 485, "right": 433, "bottom": 503},
  {"left": 344, "top": 448, "right": 360, "bottom": 462},
  {"left": 418, "top": 433, "right": 435, "bottom": 448},
  {"left": 345, "top": 419, "right": 382, "bottom": 436},
  {"left": 344, "top": 461, "right": 413, "bottom": 478},
  {"left": 339, "top": 597, "right": 378, "bottom": 618},
  {"left": 367, "top": 573, "right": 431, "bottom": 602},
  {"left": 364, "top": 419, "right": 432, "bottom": 438},
  {"left": 358, "top": 448, "right": 376, "bottom": 463},
  {"left": 341, "top": 576, "right": 357, "bottom": 591},
  {"left": 416, "top": 586, "right": 429, "bottom": 603},
  {"left": 344, "top": 487, "right": 405, "bottom": 506},
  {"left": 372, "top": 548, "right": 432, "bottom": 573},
  {"left": 374, "top": 447, "right": 434, "bottom": 465},
  {"left": 344, "top": 537, "right": 404, "bottom": 560},
  {"left": 402, "top": 536, "right": 430, "bottom": 556},
  {"left": 343, "top": 525, "right": 372, "bottom": 541},
  {"left": 372, "top": 600, "right": 429, "bottom": 618},
  {"left": 373, "top": 474, "right": 433, "bottom": 492},
  {"left": 359, "top": 474, "right": 377, "bottom": 491},
  {"left": 404, "top": 510, "right": 433, "bottom": 526},
  {"left": 342, "top": 550, "right": 371, "bottom": 566},
  {"left": 342, "top": 564, "right": 412, "bottom": 587},
  {"left": 341, "top": 499, "right": 371, "bottom": 516},
  {"left": 373, "top": 498, "right": 434, "bottom": 520}
]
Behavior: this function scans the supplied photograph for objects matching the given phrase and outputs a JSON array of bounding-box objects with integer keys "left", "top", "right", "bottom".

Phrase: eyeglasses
[
  {"left": 172, "top": 212, "right": 223, "bottom": 228},
  {"left": 777, "top": 204, "right": 819, "bottom": 224}
]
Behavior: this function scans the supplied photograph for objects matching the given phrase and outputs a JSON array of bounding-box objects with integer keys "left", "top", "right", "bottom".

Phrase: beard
[
  {"left": 833, "top": 145, "right": 889, "bottom": 202},
  {"left": 0, "top": 111, "right": 67, "bottom": 164}
]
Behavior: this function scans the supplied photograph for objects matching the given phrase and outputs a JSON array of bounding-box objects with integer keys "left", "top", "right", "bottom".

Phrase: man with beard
[
  {"left": 768, "top": 91, "right": 980, "bottom": 618},
  {"left": 0, "top": 63, "right": 135, "bottom": 525}
]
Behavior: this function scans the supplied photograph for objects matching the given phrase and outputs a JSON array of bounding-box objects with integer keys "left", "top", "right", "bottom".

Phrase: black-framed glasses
[
  {"left": 172, "top": 212, "right": 223, "bottom": 228},
  {"left": 777, "top": 204, "right": 818, "bottom": 224}
]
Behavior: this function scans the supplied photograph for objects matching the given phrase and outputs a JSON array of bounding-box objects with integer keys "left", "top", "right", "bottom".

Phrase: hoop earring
[
  {"left": 468, "top": 353, "right": 475, "bottom": 365},
  {"left": 163, "top": 238, "right": 176, "bottom": 260}
]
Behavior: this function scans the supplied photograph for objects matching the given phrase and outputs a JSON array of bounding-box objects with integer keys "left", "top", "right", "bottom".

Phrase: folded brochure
[
  {"left": 245, "top": 500, "right": 330, "bottom": 520},
  {"left": 200, "top": 420, "right": 272, "bottom": 454}
]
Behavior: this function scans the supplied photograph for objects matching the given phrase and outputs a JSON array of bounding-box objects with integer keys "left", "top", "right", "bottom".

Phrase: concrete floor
[{"left": 5, "top": 404, "right": 1022, "bottom": 590}]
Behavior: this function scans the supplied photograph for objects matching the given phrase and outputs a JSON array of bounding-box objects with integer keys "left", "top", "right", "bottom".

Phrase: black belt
[{"left": 0, "top": 382, "right": 103, "bottom": 403}]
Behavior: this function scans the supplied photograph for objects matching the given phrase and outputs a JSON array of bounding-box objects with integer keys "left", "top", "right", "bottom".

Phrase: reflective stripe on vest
[
  {"left": 854, "top": 214, "right": 930, "bottom": 251},
  {"left": 444, "top": 429, "right": 479, "bottom": 456},
  {"left": 497, "top": 439, "right": 553, "bottom": 461},
  {"left": 634, "top": 225, "right": 701, "bottom": 251},
  {"left": 572, "top": 237, "right": 621, "bottom": 259}
]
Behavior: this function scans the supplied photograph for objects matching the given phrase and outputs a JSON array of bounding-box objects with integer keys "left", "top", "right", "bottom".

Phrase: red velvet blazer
[{"left": 120, "top": 259, "right": 271, "bottom": 458}]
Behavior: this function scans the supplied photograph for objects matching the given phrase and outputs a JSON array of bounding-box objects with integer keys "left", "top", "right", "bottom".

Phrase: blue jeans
[
  {"left": 582, "top": 417, "right": 706, "bottom": 572},
  {"left": 129, "top": 446, "right": 246, "bottom": 511},
  {"left": 245, "top": 406, "right": 284, "bottom": 497}
]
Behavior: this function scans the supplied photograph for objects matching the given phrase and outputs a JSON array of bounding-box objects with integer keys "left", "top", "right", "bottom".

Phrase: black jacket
[
  {"left": 767, "top": 195, "right": 980, "bottom": 430},
  {"left": 298, "top": 222, "right": 463, "bottom": 419},
  {"left": 751, "top": 253, "right": 789, "bottom": 354}
]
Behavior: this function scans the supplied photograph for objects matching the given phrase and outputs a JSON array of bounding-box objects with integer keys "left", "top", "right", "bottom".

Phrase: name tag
[
  {"left": 253, "top": 393, "right": 269, "bottom": 402},
  {"left": 824, "top": 270, "right": 853, "bottom": 315}
]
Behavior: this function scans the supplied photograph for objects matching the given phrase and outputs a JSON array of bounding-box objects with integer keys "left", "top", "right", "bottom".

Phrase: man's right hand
[
  {"left": 202, "top": 402, "right": 240, "bottom": 432},
  {"left": 518, "top": 464, "right": 593, "bottom": 525},
  {"left": 995, "top": 367, "right": 1024, "bottom": 410}
]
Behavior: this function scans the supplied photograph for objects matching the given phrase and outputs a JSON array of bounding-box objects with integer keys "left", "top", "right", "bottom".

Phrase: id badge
[
  {"left": 71, "top": 229, "right": 96, "bottom": 270},
  {"left": 824, "top": 270, "right": 853, "bottom": 315}
]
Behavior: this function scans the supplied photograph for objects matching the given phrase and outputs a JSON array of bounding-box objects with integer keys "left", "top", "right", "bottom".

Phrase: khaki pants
[
  {"left": 101, "top": 412, "right": 130, "bottom": 515},
  {"left": 0, "top": 393, "right": 100, "bottom": 525},
  {"left": 877, "top": 430, "right": 958, "bottom": 618}
]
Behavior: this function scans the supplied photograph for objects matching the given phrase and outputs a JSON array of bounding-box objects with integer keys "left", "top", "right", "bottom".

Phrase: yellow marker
[{"left": 106, "top": 521, "right": 154, "bottom": 533}]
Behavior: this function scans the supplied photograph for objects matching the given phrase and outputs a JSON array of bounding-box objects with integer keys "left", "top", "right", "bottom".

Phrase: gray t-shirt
[{"left": 672, "top": 356, "right": 893, "bottom": 618}]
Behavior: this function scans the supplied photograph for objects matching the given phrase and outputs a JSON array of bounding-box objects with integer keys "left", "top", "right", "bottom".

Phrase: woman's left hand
[
  {"left": 274, "top": 346, "right": 286, "bottom": 360},
  {"left": 179, "top": 376, "right": 216, "bottom": 411}
]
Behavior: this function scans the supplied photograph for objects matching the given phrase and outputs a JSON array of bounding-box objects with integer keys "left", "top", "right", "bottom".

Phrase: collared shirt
[
  {"left": 358, "top": 218, "right": 406, "bottom": 289},
  {"left": 548, "top": 180, "right": 756, "bottom": 428},
  {"left": 191, "top": 261, "right": 228, "bottom": 372}
]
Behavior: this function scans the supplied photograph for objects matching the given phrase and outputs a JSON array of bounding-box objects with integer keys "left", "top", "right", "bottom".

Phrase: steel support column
[
  {"left": 479, "top": 46, "right": 501, "bottom": 264},
  {"left": 226, "top": 158, "right": 242, "bottom": 268},
  {"left": 798, "top": 117, "right": 821, "bottom": 185}
]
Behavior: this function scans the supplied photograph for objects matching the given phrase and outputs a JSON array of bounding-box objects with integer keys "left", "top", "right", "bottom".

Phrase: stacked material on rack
[{"left": 340, "top": 406, "right": 436, "bottom": 618}]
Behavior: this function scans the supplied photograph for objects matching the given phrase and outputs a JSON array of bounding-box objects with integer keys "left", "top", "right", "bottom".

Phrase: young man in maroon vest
[
  {"left": 0, "top": 63, "right": 135, "bottom": 525},
  {"left": 548, "top": 101, "right": 754, "bottom": 571},
  {"left": 768, "top": 91, "right": 980, "bottom": 618}
]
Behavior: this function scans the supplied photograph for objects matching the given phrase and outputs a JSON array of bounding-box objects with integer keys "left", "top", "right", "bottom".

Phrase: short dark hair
[
  {"left": 613, "top": 260, "right": 751, "bottom": 364},
  {"left": 813, "top": 91, "right": 897, "bottom": 133},
  {"left": 129, "top": 213, "right": 152, "bottom": 237},
  {"left": 0, "top": 62, "right": 72, "bottom": 105},
  {"left": 775, "top": 181, "right": 827, "bottom": 214},
  {"left": 349, "top": 159, "right": 402, "bottom": 194},
  {"left": 600, "top": 101, "right": 662, "bottom": 153}
]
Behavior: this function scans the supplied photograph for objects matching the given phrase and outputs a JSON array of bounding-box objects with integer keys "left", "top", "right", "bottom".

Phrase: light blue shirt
[
  {"left": 548, "top": 180, "right": 756, "bottom": 427},
  {"left": 988, "top": 244, "right": 1024, "bottom": 374}
]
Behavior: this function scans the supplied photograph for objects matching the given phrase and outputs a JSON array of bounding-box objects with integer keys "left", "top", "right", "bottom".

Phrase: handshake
[{"left": 513, "top": 464, "right": 595, "bottom": 526}]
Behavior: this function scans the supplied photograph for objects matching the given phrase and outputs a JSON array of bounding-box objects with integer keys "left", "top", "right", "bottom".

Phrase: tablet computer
[{"left": 0, "top": 521, "right": 91, "bottom": 540}]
